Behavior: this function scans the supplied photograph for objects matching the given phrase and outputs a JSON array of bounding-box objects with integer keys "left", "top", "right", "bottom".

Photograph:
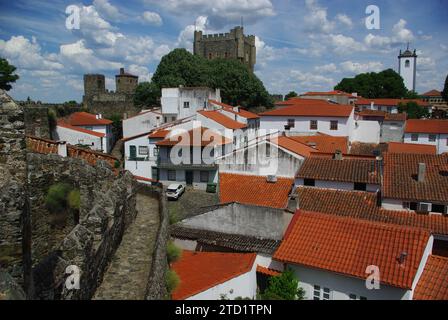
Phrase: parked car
[{"left": 166, "top": 183, "right": 185, "bottom": 200}]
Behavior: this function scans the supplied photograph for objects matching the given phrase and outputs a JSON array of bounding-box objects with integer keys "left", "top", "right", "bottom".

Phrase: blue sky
[{"left": 0, "top": 0, "right": 447, "bottom": 103}]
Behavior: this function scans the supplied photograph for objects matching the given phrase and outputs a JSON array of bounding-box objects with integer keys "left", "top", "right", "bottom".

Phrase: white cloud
[
  {"left": 392, "top": 19, "right": 414, "bottom": 43},
  {"left": 314, "top": 63, "right": 338, "bottom": 73},
  {"left": 128, "top": 64, "right": 153, "bottom": 82},
  {"left": 339, "top": 61, "right": 384, "bottom": 73},
  {"left": 336, "top": 14, "right": 353, "bottom": 28},
  {"left": 142, "top": 11, "right": 163, "bottom": 26},
  {"left": 176, "top": 16, "right": 208, "bottom": 50},
  {"left": 0, "top": 36, "right": 63, "bottom": 71},
  {"left": 327, "top": 34, "right": 365, "bottom": 55},
  {"left": 304, "top": 0, "right": 334, "bottom": 33},
  {"left": 93, "top": 0, "right": 124, "bottom": 21},
  {"left": 364, "top": 19, "right": 415, "bottom": 51},
  {"left": 290, "top": 69, "right": 334, "bottom": 86},
  {"left": 144, "top": 0, "right": 275, "bottom": 28}
]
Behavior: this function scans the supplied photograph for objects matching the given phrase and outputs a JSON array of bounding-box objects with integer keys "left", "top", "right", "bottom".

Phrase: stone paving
[
  {"left": 167, "top": 188, "right": 220, "bottom": 221},
  {"left": 93, "top": 192, "right": 159, "bottom": 300}
]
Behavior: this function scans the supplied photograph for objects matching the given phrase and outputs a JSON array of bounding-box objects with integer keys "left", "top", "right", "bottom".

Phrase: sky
[{"left": 0, "top": 0, "right": 447, "bottom": 103}]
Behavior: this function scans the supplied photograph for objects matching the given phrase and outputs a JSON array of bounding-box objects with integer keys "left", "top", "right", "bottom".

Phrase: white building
[
  {"left": 404, "top": 119, "right": 448, "bottom": 154},
  {"left": 274, "top": 210, "right": 434, "bottom": 300},
  {"left": 161, "top": 86, "right": 221, "bottom": 122},
  {"left": 259, "top": 99, "right": 355, "bottom": 139},
  {"left": 122, "top": 109, "right": 163, "bottom": 139},
  {"left": 355, "top": 98, "right": 430, "bottom": 115},
  {"left": 53, "top": 112, "right": 114, "bottom": 153},
  {"left": 398, "top": 46, "right": 417, "bottom": 92}
]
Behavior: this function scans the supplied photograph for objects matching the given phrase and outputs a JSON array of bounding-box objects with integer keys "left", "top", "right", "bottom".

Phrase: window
[
  {"left": 167, "top": 170, "right": 176, "bottom": 181},
  {"left": 405, "top": 59, "right": 410, "bottom": 68},
  {"left": 323, "top": 288, "right": 330, "bottom": 300},
  {"left": 330, "top": 120, "right": 338, "bottom": 131},
  {"left": 354, "top": 183, "right": 367, "bottom": 191},
  {"left": 200, "top": 171, "right": 209, "bottom": 183},
  {"left": 310, "top": 120, "right": 318, "bottom": 130},
  {"left": 139, "top": 146, "right": 149, "bottom": 155},
  {"left": 411, "top": 134, "right": 419, "bottom": 141},
  {"left": 129, "top": 145, "right": 137, "bottom": 159},
  {"left": 153, "top": 147, "right": 159, "bottom": 157},
  {"left": 313, "top": 285, "right": 321, "bottom": 300},
  {"left": 432, "top": 204, "right": 445, "bottom": 214},
  {"left": 360, "top": 296, "right": 367, "bottom": 300},
  {"left": 313, "top": 285, "right": 331, "bottom": 300},
  {"left": 429, "top": 134, "right": 437, "bottom": 142},
  {"left": 287, "top": 119, "right": 295, "bottom": 128},
  {"left": 266, "top": 143, "right": 271, "bottom": 157},
  {"left": 183, "top": 101, "right": 190, "bottom": 108},
  {"left": 304, "top": 179, "right": 315, "bottom": 186}
]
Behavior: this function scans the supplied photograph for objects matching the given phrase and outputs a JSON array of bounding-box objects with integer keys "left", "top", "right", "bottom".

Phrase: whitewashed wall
[
  {"left": 352, "top": 120, "right": 381, "bottom": 143},
  {"left": 295, "top": 178, "right": 380, "bottom": 193},
  {"left": 404, "top": 133, "right": 448, "bottom": 154},
  {"left": 54, "top": 126, "right": 103, "bottom": 151},
  {"left": 123, "top": 135, "right": 158, "bottom": 179},
  {"left": 123, "top": 110, "right": 162, "bottom": 138}
]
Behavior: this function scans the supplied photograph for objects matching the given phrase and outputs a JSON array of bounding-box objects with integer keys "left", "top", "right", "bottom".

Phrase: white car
[{"left": 166, "top": 183, "right": 185, "bottom": 200}]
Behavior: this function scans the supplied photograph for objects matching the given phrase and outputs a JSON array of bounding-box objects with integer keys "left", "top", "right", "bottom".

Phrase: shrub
[
  {"left": 166, "top": 269, "right": 180, "bottom": 294},
  {"left": 169, "top": 209, "right": 179, "bottom": 225},
  {"left": 167, "top": 241, "right": 182, "bottom": 264},
  {"left": 261, "top": 268, "right": 305, "bottom": 300},
  {"left": 45, "top": 183, "right": 72, "bottom": 213},
  {"left": 67, "top": 189, "right": 80, "bottom": 210}
]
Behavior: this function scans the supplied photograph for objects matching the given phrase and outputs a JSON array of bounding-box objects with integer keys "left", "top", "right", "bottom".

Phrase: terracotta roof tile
[
  {"left": 57, "top": 121, "right": 106, "bottom": 137},
  {"left": 405, "top": 119, "right": 448, "bottom": 134},
  {"left": 198, "top": 110, "right": 247, "bottom": 129},
  {"left": 289, "top": 134, "right": 348, "bottom": 154},
  {"left": 208, "top": 100, "right": 259, "bottom": 119},
  {"left": 172, "top": 251, "right": 256, "bottom": 300},
  {"left": 349, "top": 142, "right": 388, "bottom": 157},
  {"left": 156, "top": 127, "right": 231, "bottom": 147},
  {"left": 296, "top": 157, "right": 381, "bottom": 184},
  {"left": 67, "top": 111, "right": 112, "bottom": 126},
  {"left": 265, "top": 99, "right": 354, "bottom": 117},
  {"left": 269, "top": 136, "right": 316, "bottom": 157},
  {"left": 414, "top": 255, "right": 448, "bottom": 300},
  {"left": 356, "top": 98, "right": 429, "bottom": 107},
  {"left": 296, "top": 186, "right": 448, "bottom": 236},
  {"left": 383, "top": 153, "right": 448, "bottom": 202},
  {"left": 274, "top": 210, "right": 430, "bottom": 289},
  {"left": 219, "top": 173, "right": 293, "bottom": 209},
  {"left": 257, "top": 265, "right": 281, "bottom": 277},
  {"left": 388, "top": 142, "right": 437, "bottom": 155},
  {"left": 421, "top": 90, "right": 442, "bottom": 97},
  {"left": 301, "top": 90, "right": 356, "bottom": 98}
]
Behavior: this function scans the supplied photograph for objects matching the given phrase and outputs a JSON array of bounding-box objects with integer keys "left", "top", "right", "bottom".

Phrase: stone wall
[
  {"left": 23, "top": 107, "right": 51, "bottom": 139},
  {"left": 27, "top": 153, "right": 138, "bottom": 299},
  {"left": 83, "top": 97, "right": 140, "bottom": 119},
  {"left": 0, "top": 90, "right": 32, "bottom": 294},
  {"left": 145, "top": 188, "right": 169, "bottom": 300}
]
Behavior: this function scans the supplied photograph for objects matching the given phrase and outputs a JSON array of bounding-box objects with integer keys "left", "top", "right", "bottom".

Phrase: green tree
[
  {"left": 109, "top": 113, "right": 123, "bottom": 139},
  {"left": 261, "top": 268, "right": 305, "bottom": 300},
  {"left": 442, "top": 74, "right": 448, "bottom": 102},
  {"left": 149, "top": 49, "right": 272, "bottom": 109},
  {"left": 285, "top": 91, "right": 298, "bottom": 100},
  {"left": 398, "top": 101, "right": 430, "bottom": 119},
  {"left": 167, "top": 241, "right": 182, "bottom": 264},
  {"left": 0, "top": 58, "right": 19, "bottom": 91},
  {"left": 45, "top": 183, "right": 73, "bottom": 213},
  {"left": 134, "top": 81, "right": 161, "bottom": 107},
  {"left": 335, "top": 69, "right": 410, "bottom": 99}
]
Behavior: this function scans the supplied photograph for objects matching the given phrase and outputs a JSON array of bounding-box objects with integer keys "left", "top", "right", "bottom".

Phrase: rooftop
[
  {"left": 171, "top": 250, "right": 256, "bottom": 300},
  {"left": 156, "top": 126, "right": 231, "bottom": 147},
  {"left": 288, "top": 134, "right": 349, "bottom": 154},
  {"left": 219, "top": 173, "right": 293, "bottom": 209},
  {"left": 414, "top": 255, "right": 448, "bottom": 300},
  {"left": 383, "top": 153, "right": 448, "bottom": 203},
  {"left": 263, "top": 99, "right": 354, "bottom": 118},
  {"left": 269, "top": 136, "right": 317, "bottom": 157},
  {"left": 421, "top": 90, "right": 442, "bottom": 97},
  {"left": 209, "top": 100, "right": 259, "bottom": 119},
  {"left": 274, "top": 210, "right": 430, "bottom": 289},
  {"left": 198, "top": 110, "right": 247, "bottom": 130},
  {"left": 388, "top": 142, "right": 437, "bottom": 155},
  {"left": 296, "top": 157, "right": 382, "bottom": 184},
  {"left": 301, "top": 90, "right": 357, "bottom": 98},
  {"left": 356, "top": 98, "right": 429, "bottom": 107},
  {"left": 57, "top": 120, "right": 105, "bottom": 138},
  {"left": 405, "top": 119, "right": 448, "bottom": 134},
  {"left": 67, "top": 111, "right": 112, "bottom": 126}
]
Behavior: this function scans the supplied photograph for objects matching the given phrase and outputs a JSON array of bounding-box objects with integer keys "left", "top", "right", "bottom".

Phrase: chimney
[
  {"left": 57, "top": 141, "right": 67, "bottom": 157},
  {"left": 397, "top": 252, "right": 408, "bottom": 265},
  {"left": 418, "top": 163, "right": 426, "bottom": 182},
  {"left": 266, "top": 175, "right": 277, "bottom": 183},
  {"left": 334, "top": 149, "right": 343, "bottom": 160},
  {"left": 120, "top": 67, "right": 124, "bottom": 75}
]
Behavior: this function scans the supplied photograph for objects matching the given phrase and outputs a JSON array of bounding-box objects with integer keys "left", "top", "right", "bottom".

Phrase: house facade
[
  {"left": 403, "top": 119, "right": 448, "bottom": 154},
  {"left": 122, "top": 109, "right": 163, "bottom": 139},
  {"left": 355, "top": 98, "right": 431, "bottom": 114}
]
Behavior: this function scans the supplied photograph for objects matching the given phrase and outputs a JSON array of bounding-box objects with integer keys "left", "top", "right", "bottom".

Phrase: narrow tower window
[{"left": 405, "top": 60, "right": 410, "bottom": 68}]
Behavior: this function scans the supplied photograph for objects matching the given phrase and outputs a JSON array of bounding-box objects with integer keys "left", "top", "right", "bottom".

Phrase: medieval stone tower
[
  {"left": 194, "top": 26, "right": 256, "bottom": 72},
  {"left": 398, "top": 45, "right": 417, "bottom": 92},
  {"left": 115, "top": 68, "right": 138, "bottom": 94}
]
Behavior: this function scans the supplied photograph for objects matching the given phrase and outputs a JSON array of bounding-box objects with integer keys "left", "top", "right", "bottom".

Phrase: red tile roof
[
  {"left": 421, "top": 90, "right": 442, "bottom": 97},
  {"left": 414, "top": 255, "right": 448, "bottom": 300},
  {"left": 289, "top": 134, "right": 348, "bottom": 154},
  {"left": 405, "top": 119, "right": 448, "bottom": 134},
  {"left": 148, "top": 129, "right": 170, "bottom": 139},
  {"left": 274, "top": 210, "right": 431, "bottom": 289},
  {"left": 383, "top": 153, "right": 448, "bottom": 203},
  {"left": 269, "top": 136, "right": 316, "bottom": 157},
  {"left": 301, "top": 90, "right": 356, "bottom": 98},
  {"left": 264, "top": 99, "right": 354, "bottom": 117},
  {"left": 209, "top": 100, "right": 259, "bottom": 119},
  {"left": 296, "top": 186, "right": 448, "bottom": 236},
  {"left": 256, "top": 265, "right": 281, "bottom": 277},
  {"left": 219, "top": 173, "right": 293, "bottom": 209},
  {"left": 67, "top": 112, "right": 112, "bottom": 126},
  {"left": 356, "top": 98, "right": 429, "bottom": 107},
  {"left": 387, "top": 142, "right": 437, "bottom": 155},
  {"left": 57, "top": 121, "right": 106, "bottom": 137},
  {"left": 198, "top": 110, "right": 247, "bottom": 129},
  {"left": 171, "top": 250, "right": 256, "bottom": 300},
  {"left": 156, "top": 127, "right": 231, "bottom": 147},
  {"left": 296, "top": 157, "right": 381, "bottom": 184}
]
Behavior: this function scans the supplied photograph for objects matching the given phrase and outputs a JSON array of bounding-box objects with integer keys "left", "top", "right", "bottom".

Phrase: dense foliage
[
  {"left": 167, "top": 241, "right": 182, "bottom": 264},
  {"left": 398, "top": 101, "right": 430, "bottom": 119},
  {"left": 261, "top": 268, "right": 305, "bottom": 300},
  {"left": 135, "top": 49, "right": 273, "bottom": 110},
  {"left": 335, "top": 69, "right": 415, "bottom": 99},
  {"left": 0, "top": 58, "right": 19, "bottom": 91},
  {"left": 166, "top": 269, "right": 180, "bottom": 294},
  {"left": 284, "top": 91, "right": 298, "bottom": 100},
  {"left": 442, "top": 74, "right": 448, "bottom": 102}
]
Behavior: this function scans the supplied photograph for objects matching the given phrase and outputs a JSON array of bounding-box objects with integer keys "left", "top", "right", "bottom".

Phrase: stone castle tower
[
  {"left": 194, "top": 26, "right": 256, "bottom": 72},
  {"left": 398, "top": 45, "right": 417, "bottom": 92}
]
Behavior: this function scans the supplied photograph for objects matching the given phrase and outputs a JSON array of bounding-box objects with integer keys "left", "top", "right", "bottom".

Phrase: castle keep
[
  {"left": 83, "top": 68, "right": 139, "bottom": 118},
  {"left": 194, "top": 26, "right": 256, "bottom": 72}
]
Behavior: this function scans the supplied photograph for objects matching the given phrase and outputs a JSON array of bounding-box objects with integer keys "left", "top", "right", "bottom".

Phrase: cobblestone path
[{"left": 93, "top": 192, "right": 160, "bottom": 300}]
